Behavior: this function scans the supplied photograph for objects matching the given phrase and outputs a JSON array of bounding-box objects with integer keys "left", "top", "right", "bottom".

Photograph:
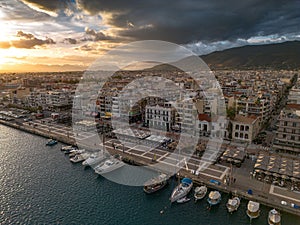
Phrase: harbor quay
[{"left": 1, "top": 119, "right": 300, "bottom": 217}]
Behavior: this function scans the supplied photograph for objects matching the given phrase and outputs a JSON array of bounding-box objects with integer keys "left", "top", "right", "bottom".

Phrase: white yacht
[
  {"left": 82, "top": 152, "right": 107, "bottom": 167},
  {"left": 70, "top": 153, "right": 90, "bottom": 163},
  {"left": 170, "top": 178, "right": 193, "bottom": 203},
  {"left": 268, "top": 209, "right": 281, "bottom": 225},
  {"left": 94, "top": 157, "right": 124, "bottom": 175},
  {"left": 194, "top": 185, "right": 207, "bottom": 201},
  {"left": 246, "top": 201, "right": 260, "bottom": 220},
  {"left": 226, "top": 196, "right": 240, "bottom": 213}
]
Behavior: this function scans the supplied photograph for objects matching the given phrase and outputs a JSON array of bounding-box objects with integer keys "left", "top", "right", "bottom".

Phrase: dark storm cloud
[
  {"left": 0, "top": 31, "right": 56, "bottom": 49},
  {"left": 75, "top": 0, "right": 300, "bottom": 43},
  {"left": 17, "top": 0, "right": 300, "bottom": 44}
]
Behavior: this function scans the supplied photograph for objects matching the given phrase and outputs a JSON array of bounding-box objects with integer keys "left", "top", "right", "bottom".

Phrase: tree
[{"left": 226, "top": 107, "right": 236, "bottom": 120}]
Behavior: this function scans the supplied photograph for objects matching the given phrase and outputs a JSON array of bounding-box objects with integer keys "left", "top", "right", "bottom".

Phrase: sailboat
[{"left": 170, "top": 178, "right": 193, "bottom": 203}]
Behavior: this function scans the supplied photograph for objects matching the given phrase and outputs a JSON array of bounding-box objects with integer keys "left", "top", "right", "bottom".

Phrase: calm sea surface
[{"left": 0, "top": 124, "right": 299, "bottom": 225}]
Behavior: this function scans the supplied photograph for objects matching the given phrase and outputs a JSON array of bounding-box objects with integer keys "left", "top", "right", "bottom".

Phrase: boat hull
[
  {"left": 143, "top": 181, "right": 167, "bottom": 194},
  {"left": 246, "top": 210, "right": 260, "bottom": 220},
  {"left": 95, "top": 161, "right": 124, "bottom": 175}
]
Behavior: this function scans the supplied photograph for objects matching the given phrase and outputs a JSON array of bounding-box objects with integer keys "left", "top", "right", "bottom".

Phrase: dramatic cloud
[
  {"left": 0, "top": 31, "right": 56, "bottom": 49},
  {"left": 85, "top": 27, "right": 111, "bottom": 41},
  {"left": 15, "top": 0, "right": 300, "bottom": 46},
  {"left": 75, "top": 0, "right": 300, "bottom": 44}
]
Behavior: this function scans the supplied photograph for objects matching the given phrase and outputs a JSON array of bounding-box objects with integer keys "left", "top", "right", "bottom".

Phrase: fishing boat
[
  {"left": 82, "top": 152, "right": 107, "bottom": 167},
  {"left": 94, "top": 157, "right": 124, "bottom": 175},
  {"left": 207, "top": 191, "right": 221, "bottom": 206},
  {"left": 177, "top": 197, "right": 191, "bottom": 204},
  {"left": 143, "top": 173, "right": 168, "bottom": 194},
  {"left": 268, "top": 209, "right": 281, "bottom": 225},
  {"left": 170, "top": 178, "right": 193, "bottom": 203},
  {"left": 70, "top": 153, "right": 90, "bottom": 163},
  {"left": 226, "top": 196, "right": 240, "bottom": 213},
  {"left": 46, "top": 139, "right": 57, "bottom": 146},
  {"left": 246, "top": 201, "right": 260, "bottom": 220},
  {"left": 194, "top": 185, "right": 207, "bottom": 201}
]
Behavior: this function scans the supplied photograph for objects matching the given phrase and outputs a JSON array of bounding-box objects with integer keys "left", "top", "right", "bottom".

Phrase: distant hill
[
  {"left": 202, "top": 41, "right": 300, "bottom": 70},
  {"left": 147, "top": 41, "right": 300, "bottom": 71}
]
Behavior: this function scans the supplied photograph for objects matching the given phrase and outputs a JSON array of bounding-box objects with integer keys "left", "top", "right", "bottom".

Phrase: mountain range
[
  {"left": 202, "top": 41, "right": 300, "bottom": 70},
  {"left": 148, "top": 41, "right": 300, "bottom": 71}
]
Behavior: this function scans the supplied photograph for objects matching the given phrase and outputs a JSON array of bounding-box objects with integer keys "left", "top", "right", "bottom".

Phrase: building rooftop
[{"left": 233, "top": 114, "right": 258, "bottom": 124}]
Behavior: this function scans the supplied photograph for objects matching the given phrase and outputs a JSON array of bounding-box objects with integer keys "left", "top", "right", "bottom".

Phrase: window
[
  {"left": 291, "top": 136, "right": 295, "bottom": 141},
  {"left": 293, "top": 122, "right": 297, "bottom": 127},
  {"left": 245, "top": 134, "right": 248, "bottom": 139},
  {"left": 241, "top": 125, "right": 244, "bottom": 131},
  {"left": 235, "top": 124, "right": 239, "bottom": 130},
  {"left": 235, "top": 132, "right": 238, "bottom": 137},
  {"left": 240, "top": 133, "right": 243, "bottom": 138},
  {"left": 245, "top": 126, "right": 249, "bottom": 131}
]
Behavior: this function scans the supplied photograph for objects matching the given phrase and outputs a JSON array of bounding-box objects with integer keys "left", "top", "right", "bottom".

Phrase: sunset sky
[{"left": 0, "top": 0, "right": 299, "bottom": 72}]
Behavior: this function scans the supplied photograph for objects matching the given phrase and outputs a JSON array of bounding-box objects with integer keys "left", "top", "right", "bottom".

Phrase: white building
[{"left": 145, "top": 104, "right": 175, "bottom": 131}]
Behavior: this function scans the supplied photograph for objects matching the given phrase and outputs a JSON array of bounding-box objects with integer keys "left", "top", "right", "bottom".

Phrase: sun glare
[{"left": 0, "top": 11, "right": 12, "bottom": 41}]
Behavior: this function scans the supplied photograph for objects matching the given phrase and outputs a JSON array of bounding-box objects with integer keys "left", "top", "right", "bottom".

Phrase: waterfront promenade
[{"left": 1, "top": 118, "right": 300, "bottom": 217}]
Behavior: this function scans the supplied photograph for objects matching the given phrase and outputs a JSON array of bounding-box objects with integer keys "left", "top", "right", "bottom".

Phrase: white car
[{"left": 281, "top": 201, "right": 287, "bottom": 206}]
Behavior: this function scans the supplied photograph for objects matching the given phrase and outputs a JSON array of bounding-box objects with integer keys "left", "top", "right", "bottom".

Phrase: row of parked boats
[
  {"left": 144, "top": 174, "right": 281, "bottom": 225},
  {"left": 60, "top": 145, "right": 125, "bottom": 175},
  {"left": 58, "top": 144, "right": 281, "bottom": 225}
]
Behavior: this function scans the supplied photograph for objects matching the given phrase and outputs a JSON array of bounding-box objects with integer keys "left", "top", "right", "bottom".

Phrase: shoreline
[{"left": 1, "top": 119, "right": 300, "bottom": 217}]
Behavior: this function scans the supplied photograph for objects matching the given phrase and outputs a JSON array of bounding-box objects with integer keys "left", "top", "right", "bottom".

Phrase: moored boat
[
  {"left": 70, "top": 153, "right": 90, "bottom": 163},
  {"left": 177, "top": 197, "right": 191, "bottom": 204},
  {"left": 46, "top": 139, "right": 57, "bottom": 146},
  {"left": 170, "top": 178, "right": 193, "bottom": 203},
  {"left": 69, "top": 149, "right": 86, "bottom": 157},
  {"left": 194, "top": 185, "right": 207, "bottom": 201},
  {"left": 268, "top": 209, "right": 281, "bottom": 225},
  {"left": 226, "top": 196, "right": 240, "bottom": 213},
  {"left": 207, "top": 191, "right": 221, "bottom": 206},
  {"left": 143, "top": 173, "right": 168, "bottom": 194},
  {"left": 82, "top": 152, "right": 107, "bottom": 167},
  {"left": 94, "top": 157, "right": 124, "bottom": 175},
  {"left": 61, "top": 145, "right": 76, "bottom": 151},
  {"left": 246, "top": 201, "right": 260, "bottom": 220}
]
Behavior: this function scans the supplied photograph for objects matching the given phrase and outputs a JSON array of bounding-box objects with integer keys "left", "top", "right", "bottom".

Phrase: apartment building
[
  {"left": 145, "top": 104, "right": 175, "bottom": 131},
  {"left": 236, "top": 97, "right": 271, "bottom": 124},
  {"left": 273, "top": 104, "right": 300, "bottom": 156}
]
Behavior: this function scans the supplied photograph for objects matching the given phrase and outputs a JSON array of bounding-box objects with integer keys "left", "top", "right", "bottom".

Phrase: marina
[
  {"left": 1, "top": 120, "right": 300, "bottom": 219},
  {"left": 0, "top": 124, "right": 300, "bottom": 224}
]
